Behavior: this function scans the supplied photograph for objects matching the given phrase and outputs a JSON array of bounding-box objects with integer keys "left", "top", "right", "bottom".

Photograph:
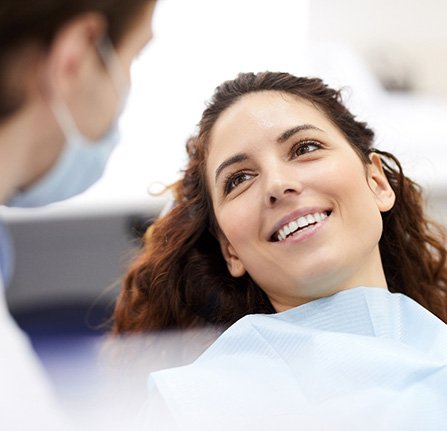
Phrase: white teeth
[
  {"left": 297, "top": 216, "right": 307, "bottom": 228},
  {"left": 289, "top": 220, "right": 298, "bottom": 232},
  {"left": 306, "top": 214, "right": 315, "bottom": 224},
  {"left": 276, "top": 211, "right": 328, "bottom": 241}
]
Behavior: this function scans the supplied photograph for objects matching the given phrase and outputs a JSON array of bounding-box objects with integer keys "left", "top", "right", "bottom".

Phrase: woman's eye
[
  {"left": 224, "top": 172, "right": 253, "bottom": 194},
  {"left": 291, "top": 141, "right": 321, "bottom": 158}
]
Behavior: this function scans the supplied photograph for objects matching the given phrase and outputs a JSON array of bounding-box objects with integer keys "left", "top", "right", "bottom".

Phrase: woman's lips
[{"left": 269, "top": 209, "right": 332, "bottom": 242}]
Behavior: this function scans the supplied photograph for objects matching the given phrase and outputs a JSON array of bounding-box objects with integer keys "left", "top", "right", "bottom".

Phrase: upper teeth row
[{"left": 277, "top": 212, "right": 327, "bottom": 241}]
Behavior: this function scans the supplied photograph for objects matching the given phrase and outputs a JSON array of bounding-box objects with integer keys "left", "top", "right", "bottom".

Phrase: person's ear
[
  {"left": 42, "top": 13, "right": 106, "bottom": 100},
  {"left": 218, "top": 234, "right": 246, "bottom": 278},
  {"left": 367, "top": 152, "right": 396, "bottom": 212}
]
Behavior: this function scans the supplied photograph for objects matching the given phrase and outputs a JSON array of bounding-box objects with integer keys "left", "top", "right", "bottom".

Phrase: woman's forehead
[
  {"left": 206, "top": 91, "right": 338, "bottom": 157},
  {"left": 211, "top": 93, "right": 328, "bottom": 137}
]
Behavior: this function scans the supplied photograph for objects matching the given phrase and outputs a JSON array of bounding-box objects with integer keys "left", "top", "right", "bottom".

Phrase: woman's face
[{"left": 206, "top": 91, "right": 395, "bottom": 311}]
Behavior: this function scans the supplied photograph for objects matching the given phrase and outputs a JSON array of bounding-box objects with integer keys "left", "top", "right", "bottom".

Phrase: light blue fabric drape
[{"left": 148, "top": 287, "right": 447, "bottom": 430}]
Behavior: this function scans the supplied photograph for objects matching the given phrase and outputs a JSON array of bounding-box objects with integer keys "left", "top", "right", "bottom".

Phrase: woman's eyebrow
[
  {"left": 214, "top": 125, "right": 324, "bottom": 184},
  {"left": 277, "top": 124, "right": 324, "bottom": 143},
  {"left": 215, "top": 153, "right": 249, "bottom": 184}
]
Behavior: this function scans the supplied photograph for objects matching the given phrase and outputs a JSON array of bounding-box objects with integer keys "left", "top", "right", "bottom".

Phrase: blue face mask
[
  {"left": 8, "top": 38, "right": 128, "bottom": 208},
  {"left": 0, "top": 223, "right": 14, "bottom": 288}
]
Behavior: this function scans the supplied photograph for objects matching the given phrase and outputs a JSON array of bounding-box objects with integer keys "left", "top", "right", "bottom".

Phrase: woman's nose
[{"left": 264, "top": 168, "right": 303, "bottom": 207}]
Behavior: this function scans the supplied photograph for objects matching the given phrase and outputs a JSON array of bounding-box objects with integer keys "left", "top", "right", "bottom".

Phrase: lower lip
[{"left": 278, "top": 216, "right": 329, "bottom": 244}]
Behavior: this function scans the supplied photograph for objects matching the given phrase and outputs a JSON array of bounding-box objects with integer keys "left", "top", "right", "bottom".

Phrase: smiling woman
[
  {"left": 206, "top": 90, "right": 396, "bottom": 312},
  {"left": 113, "top": 71, "right": 447, "bottom": 331},
  {"left": 112, "top": 72, "right": 447, "bottom": 428}
]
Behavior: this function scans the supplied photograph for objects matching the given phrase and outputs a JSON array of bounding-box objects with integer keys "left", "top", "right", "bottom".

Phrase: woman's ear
[
  {"left": 367, "top": 152, "right": 396, "bottom": 212},
  {"left": 218, "top": 234, "right": 246, "bottom": 278}
]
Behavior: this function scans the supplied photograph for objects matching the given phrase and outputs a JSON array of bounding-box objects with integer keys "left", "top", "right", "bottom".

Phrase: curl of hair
[
  {"left": 113, "top": 72, "right": 447, "bottom": 333},
  {"left": 375, "top": 149, "right": 447, "bottom": 319}
]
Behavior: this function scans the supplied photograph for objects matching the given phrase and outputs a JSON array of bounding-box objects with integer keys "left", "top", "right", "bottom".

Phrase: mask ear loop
[
  {"left": 95, "top": 36, "right": 129, "bottom": 115},
  {"left": 50, "top": 96, "right": 80, "bottom": 140}
]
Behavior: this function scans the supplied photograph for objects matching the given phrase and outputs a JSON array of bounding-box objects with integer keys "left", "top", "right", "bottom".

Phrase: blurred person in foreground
[{"left": 0, "top": 1, "right": 157, "bottom": 429}]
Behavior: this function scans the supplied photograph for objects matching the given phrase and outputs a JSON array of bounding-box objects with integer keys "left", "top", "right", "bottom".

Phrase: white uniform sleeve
[{"left": 0, "top": 279, "right": 70, "bottom": 431}]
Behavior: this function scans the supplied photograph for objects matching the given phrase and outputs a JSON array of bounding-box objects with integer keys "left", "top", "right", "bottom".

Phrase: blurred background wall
[{"left": 310, "top": 0, "right": 447, "bottom": 97}]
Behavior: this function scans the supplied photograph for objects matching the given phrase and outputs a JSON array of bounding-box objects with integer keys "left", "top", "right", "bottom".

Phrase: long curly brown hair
[{"left": 113, "top": 72, "right": 447, "bottom": 333}]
